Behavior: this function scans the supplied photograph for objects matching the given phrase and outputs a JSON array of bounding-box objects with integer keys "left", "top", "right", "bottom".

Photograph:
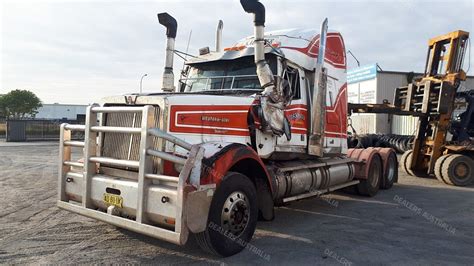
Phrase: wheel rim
[
  {"left": 454, "top": 162, "right": 469, "bottom": 179},
  {"left": 221, "top": 191, "right": 250, "bottom": 237},
  {"left": 386, "top": 155, "right": 396, "bottom": 182}
]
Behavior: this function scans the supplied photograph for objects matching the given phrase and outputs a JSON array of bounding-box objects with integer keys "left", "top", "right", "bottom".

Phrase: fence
[
  {"left": 6, "top": 119, "right": 84, "bottom": 142},
  {"left": 0, "top": 119, "right": 5, "bottom": 139}
]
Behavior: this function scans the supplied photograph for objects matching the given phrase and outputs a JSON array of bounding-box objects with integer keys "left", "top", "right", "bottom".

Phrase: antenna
[{"left": 181, "top": 30, "right": 193, "bottom": 73}]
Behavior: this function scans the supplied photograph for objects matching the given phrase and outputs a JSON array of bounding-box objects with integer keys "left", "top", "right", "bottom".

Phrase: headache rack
[{"left": 57, "top": 105, "right": 204, "bottom": 245}]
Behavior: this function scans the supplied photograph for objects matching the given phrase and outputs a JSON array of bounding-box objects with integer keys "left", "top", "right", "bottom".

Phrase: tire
[
  {"left": 400, "top": 150, "right": 413, "bottom": 176},
  {"left": 380, "top": 151, "right": 398, "bottom": 189},
  {"left": 403, "top": 138, "right": 412, "bottom": 152},
  {"left": 357, "top": 154, "right": 382, "bottom": 197},
  {"left": 440, "top": 154, "right": 474, "bottom": 186},
  {"left": 401, "top": 150, "right": 427, "bottom": 177},
  {"left": 341, "top": 184, "right": 359, "bottom": 195},
  {"left": 195, "top": 172, "right": 258, "bottom": 257},
  {"left": 434, "top": 154, "right": 451, "bottom": 184},
  {"left": 395, "top": 139, "right": 405, "bottom": 154}
]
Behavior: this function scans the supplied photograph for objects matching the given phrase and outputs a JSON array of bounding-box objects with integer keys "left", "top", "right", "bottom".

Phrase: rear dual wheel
[
  {"left": 380, "top": 151, "right": 398, "bottom": 190},
  {"left": 357, "top": 154, "right": 383, "bottom": 197}
]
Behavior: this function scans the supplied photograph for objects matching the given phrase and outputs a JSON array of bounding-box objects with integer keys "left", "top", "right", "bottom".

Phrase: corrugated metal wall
[
  {"left": 376, "top": 72, "right": 410, "bottom": 103},
  {"left": 376, "top": 71, "right": 410, "bottom": 134},
  {"left": 349, "top": 114, "right": 376, "bottom": 134},
  {"left": 391, "top": 115, "right": 418, "bottom": 135},
  {"left": 375, "top": 114, "right": 390, "bottom": 133}
]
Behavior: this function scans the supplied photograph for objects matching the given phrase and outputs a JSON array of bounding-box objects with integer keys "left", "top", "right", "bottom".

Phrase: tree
[{"left": 0, "top": 90, "right": 42, "bottom": 119}]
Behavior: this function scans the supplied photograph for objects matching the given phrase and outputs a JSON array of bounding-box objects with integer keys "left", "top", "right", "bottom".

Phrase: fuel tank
[{"left": 272, "top": 158, "right": 354, "bottom": 200}]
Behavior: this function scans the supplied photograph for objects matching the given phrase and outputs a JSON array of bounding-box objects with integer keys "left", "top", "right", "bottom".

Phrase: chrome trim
[
  {"left": 57, "top": 201, "right": 184, "bottom": 245},
  {"left": 282, "top": 180, "right": 359, "bottom": 203},
  {"left": 58, "top": 105, "right": 204, "bottom": 246}
]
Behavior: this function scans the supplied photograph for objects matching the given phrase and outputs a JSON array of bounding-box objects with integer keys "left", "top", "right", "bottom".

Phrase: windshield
[{"left": 180, "top": 55, "right": 277, "bottom": 92}]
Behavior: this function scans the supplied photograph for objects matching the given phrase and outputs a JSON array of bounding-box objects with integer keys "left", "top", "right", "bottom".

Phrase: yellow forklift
[{"left": 350, "top": 30, "right": 473, "bottom": 186}]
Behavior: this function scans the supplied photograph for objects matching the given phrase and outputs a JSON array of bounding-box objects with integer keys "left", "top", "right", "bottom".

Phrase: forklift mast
[{"left": 424, "top": 30, "right": 469, "bottom": 86}]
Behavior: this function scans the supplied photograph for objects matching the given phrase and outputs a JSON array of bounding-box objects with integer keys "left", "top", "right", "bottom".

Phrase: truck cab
[{"left": 172, "top": 28, "right": 348, "bottom": 159}]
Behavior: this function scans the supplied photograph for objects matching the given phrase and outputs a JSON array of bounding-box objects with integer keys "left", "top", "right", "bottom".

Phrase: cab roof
[{"left": 186, "top": 28, "right": 346, "bottom": 71}]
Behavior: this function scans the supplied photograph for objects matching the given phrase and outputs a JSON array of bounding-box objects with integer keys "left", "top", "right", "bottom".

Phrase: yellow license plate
[{"left": 103, "top": 193, "right": 123, "bottom": 208}]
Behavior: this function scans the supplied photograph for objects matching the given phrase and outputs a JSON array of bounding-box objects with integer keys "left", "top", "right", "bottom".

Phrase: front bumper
[
  {"left": 57, "top": 200, "right": 185, "bottom": 244},
  {"left": 58, "top": 105, "right": 206, "bottom": 245}
]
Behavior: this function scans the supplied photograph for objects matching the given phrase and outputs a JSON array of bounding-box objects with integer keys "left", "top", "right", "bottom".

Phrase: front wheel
[
  {"left": 441, "top": 154, "right": 474, "bottom": 186},
  {"left": 195, "top": 172, "right": 258, "bottom": 257}
]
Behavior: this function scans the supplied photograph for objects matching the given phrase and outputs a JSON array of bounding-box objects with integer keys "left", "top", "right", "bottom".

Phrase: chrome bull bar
[{"left": 57, "top": 105, "right": 204, "bottom": 245}]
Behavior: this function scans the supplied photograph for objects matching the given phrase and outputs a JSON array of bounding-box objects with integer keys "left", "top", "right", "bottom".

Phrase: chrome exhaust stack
[
  {"left": 308, "top": 18, "right": 329, "bottom": 156},
  {"left": 158, "top": 12, "right": 178, "bottom": 92},
  {"left": 216, "top": 20, "right": 224, "bottom": 52},
  {"left": 240, "top": 0, "right": 289, "bottom": 136}
]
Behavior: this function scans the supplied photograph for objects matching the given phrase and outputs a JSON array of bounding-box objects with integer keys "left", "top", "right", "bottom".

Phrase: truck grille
[{"left": 101, "top": 106, "right": 162, "bottom": 173}]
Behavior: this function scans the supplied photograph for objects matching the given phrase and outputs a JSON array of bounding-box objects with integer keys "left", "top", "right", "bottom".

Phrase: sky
[{"left": 1, "top": 0, "right": 473, "bottom": 104}]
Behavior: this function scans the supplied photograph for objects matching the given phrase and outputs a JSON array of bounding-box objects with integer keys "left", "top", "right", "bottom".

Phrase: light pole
[
  {"left": 347, "top": 50, "right": 361, "bottom": 106},
  {"left": 347, "top": 50, "right": 360, "bottom": 67},
  {"left": 140, "top": 73, "right": 148, "bottom": 93}
]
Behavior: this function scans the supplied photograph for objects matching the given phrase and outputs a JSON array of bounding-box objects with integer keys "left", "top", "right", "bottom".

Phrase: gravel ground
[{"left": 0, "top": 143, "right": 473, "bottom": 265}]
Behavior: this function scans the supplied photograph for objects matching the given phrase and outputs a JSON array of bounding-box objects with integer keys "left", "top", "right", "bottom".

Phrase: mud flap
[
  {"left": 185, "top": 188, "right": 214, "bottom": 233},
  {"left": 256, "top": 178, "right": 274, "bottom": 221}
]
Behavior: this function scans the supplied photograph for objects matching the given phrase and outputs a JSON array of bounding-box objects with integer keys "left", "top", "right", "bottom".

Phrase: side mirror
[
  {"left": 274, "top": 76, "right": 293, "bottom": 104},
  {"left": 181, "top": 65, "right": 190, "bottom": 77},
  {"left": 274, "top": 76, "right": 292, "bottom": 140},
  {"left": 179, "top": 66, "right": 191, "bottom": 92}
]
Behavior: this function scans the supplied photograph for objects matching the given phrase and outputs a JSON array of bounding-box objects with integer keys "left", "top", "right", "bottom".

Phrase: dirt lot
[{"left": 0, "top": 142, "right": 473, "bottom": 265}]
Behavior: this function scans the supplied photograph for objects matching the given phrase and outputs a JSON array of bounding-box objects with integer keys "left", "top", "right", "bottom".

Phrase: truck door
[
  {"left": 324, "top": 74, "right": 348, "bottom": 154},
  {"left": 276, "top": 66, "right": 308, "bottom": 153}
]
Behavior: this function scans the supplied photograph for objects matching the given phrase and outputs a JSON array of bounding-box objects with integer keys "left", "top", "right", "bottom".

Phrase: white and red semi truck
[{"left": 57, "top": 0, "right": 398, "bottom": 257}]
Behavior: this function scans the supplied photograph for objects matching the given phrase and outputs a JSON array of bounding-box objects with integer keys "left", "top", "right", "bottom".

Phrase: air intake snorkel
[
  {"left": 240, "top": 0, "right": 274, "bottom": 95},
  {"left": 216, "top": 20, "right": 224, "bottom": 52},
  {"left": 158, "top": 12, "right": 178, "bottom": 92},
  {"left": 240, "top": 0, "right": 289, "bottom": 137}
]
